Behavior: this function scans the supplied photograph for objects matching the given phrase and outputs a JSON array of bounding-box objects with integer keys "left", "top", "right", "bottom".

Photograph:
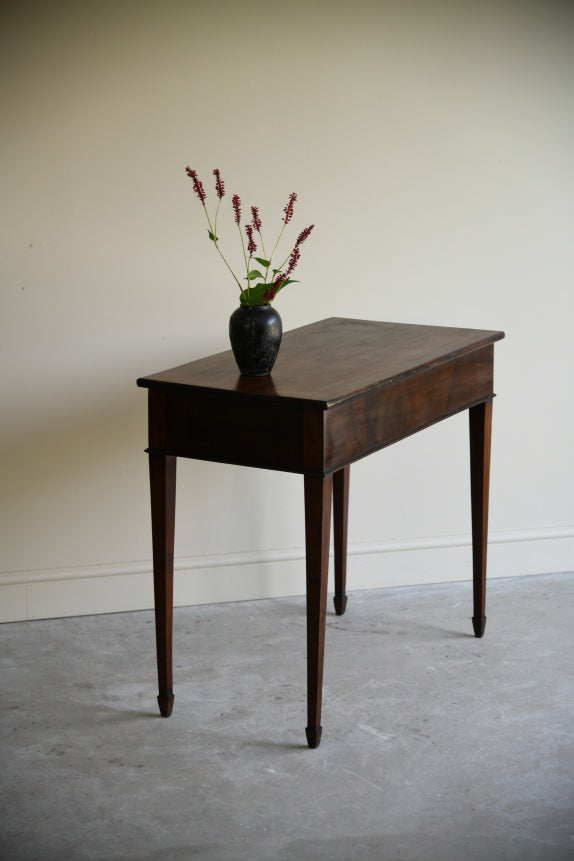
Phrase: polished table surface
[{"left": 138, "top": 317, "right": 505, "bottom": 747}]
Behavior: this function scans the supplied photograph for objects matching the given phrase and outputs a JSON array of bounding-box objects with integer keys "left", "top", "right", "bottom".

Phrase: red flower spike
[
  {"left": 186, "top": 167, "right": 206, "bottom": 205},
  {"left": 213, "top": 169, "right": 225, "bottom": 199},
  {"left": 262, "top": 286, "right": 277, "bottom": 303},
  {"left": 283, "top": 192, "right": 297, "bottom": 224},
  {"left": 251, "top": 206, "right": 262, "bottom": 232},
  {"left": 232, "top": 194, "right": 241, "bottom": 225},
  {"left": 286, "top": 246, "right": 301, "bottom": 275},
  {"left": 296, "top": 224, "right": 314, "bottom": 246},
  {"left": 245, "top": 223, "right": 257, "bottom": 254}
]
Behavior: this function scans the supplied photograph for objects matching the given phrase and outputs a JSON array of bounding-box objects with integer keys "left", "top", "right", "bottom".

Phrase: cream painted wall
[{"left": 1, "top": 0, "right": 573, "bottom": 622}]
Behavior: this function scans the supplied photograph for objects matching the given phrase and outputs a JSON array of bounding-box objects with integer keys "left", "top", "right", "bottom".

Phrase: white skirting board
[{"left": 1, "top": 528, "right": 572, "bottom": 623}]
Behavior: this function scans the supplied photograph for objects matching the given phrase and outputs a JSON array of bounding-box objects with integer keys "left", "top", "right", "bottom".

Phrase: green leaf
[
  {"left": 207, "top": 229, "right": 218, "bottom": 242},
  {"left": 241, "top": 282, "right": 272, "bottom": 305},
  {"left": 254, "top": 257, "right": 271, "bottom": 268},
  {"left": 244, "top": 269, "right": 264, "bottom": 281}
]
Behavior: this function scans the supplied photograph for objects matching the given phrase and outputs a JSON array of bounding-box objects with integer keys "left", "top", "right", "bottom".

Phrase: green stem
[
  {"left": 264, "top": 219, "right": 292, "bottom": 286},
  {"left": 235, "top": 221, "right": 251, "bottom": 302},
  {"left": 213, "top": 197, "right": 222, "bottom": 239},
  {"left": 257, "top": 230, "right": 271, "bottom": 283},
  {"left": 214, "top": 241, "right": 243, "bottom": 290},
  {"left": 203, "top": 203, "right": 242, "bottom": 291},
  {"left": 269, "top": 219, "right": 287, "bottom": 264},
  {"left": 275, "top": 247, "right": 292, "bottom": 275},
  {"left": 259, "top": 233, "right": 268, "bottom": 261}
]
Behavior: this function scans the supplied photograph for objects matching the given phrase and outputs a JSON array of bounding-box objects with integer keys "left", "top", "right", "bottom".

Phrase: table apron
[
  {"left": 148, "top": 388, "right": 307, "bottom": 473},
  {"left": 323, "top": 344, "right": 494, "bottom": 472}
]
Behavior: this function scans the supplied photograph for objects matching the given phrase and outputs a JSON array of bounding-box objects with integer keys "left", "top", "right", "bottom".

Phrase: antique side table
[{"left": 137, "top": 318, "right": 504, "bottom": 748}]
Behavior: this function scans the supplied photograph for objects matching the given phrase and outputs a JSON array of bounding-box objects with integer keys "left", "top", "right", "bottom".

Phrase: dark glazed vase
[{"left": 229, "top": 304, "right": 282, "bottom": 376}]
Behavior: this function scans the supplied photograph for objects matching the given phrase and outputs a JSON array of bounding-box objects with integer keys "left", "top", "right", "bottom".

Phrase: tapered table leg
[
  {"left": 149, "top": 451, "right": 177, "bottom": 716},
  {"left": 304, "top": 473, "right": 333, "bottom": 748},
  {"left": 333, "top": 465, "right": 350, "bottom": 616},
  {"left": 469, "top": 400, "right": 493, "bottom": 638}
]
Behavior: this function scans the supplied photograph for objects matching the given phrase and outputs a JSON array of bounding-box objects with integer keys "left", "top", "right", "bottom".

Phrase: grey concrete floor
[{"left": 1, "top": 572, "right": 573, "bottom": 861}]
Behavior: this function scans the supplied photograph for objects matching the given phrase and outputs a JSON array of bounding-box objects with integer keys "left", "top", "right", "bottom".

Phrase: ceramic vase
[{"left": 229, "top": 304, "right": 282, "bottom": 376}]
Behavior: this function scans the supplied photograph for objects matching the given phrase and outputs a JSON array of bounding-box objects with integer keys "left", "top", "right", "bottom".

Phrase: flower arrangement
[{"left": 186, "top": 167, "right": 314, "bottom": 306}]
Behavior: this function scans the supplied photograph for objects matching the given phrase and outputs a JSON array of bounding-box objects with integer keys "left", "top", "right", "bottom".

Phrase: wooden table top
[{"left": 137, "top": 318, "right": 505, "bottom": 409}]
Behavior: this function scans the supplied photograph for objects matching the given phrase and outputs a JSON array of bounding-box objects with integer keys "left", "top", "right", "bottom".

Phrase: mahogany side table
[{"left": 137, "top": 318, "right": 504, "bottom": 748}]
